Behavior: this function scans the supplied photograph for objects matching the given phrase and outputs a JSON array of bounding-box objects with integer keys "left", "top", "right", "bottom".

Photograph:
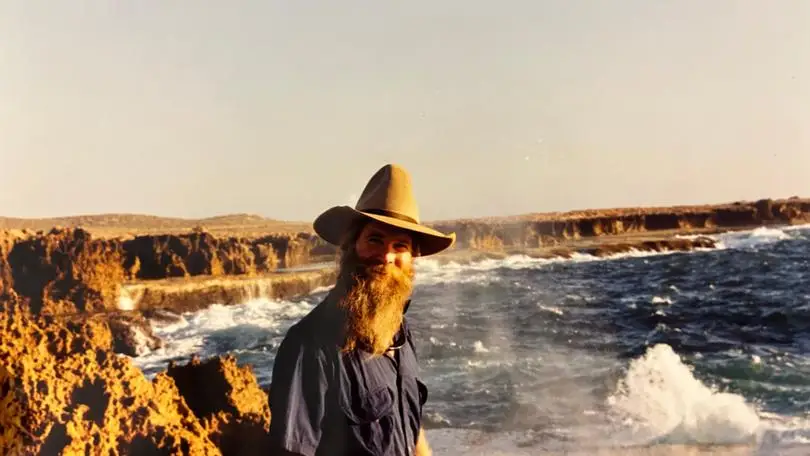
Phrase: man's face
[
  {"left": 334, "top": 220, "right": 416, "bottom": 355},
  {"left": 353, "top": 221, "right": 415, "bottom": 274}
]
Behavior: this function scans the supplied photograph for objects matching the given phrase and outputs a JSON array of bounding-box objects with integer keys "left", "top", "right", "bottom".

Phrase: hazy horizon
[{"left": 2, "top": 1, "right": 808, "bottom": 222}]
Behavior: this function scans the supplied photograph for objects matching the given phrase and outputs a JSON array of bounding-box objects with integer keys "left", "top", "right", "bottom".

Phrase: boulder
[{"left": 166, "top": 355, "right": 272, "bottom": 456}]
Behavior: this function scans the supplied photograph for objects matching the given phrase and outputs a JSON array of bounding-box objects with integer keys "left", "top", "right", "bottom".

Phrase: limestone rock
[
  {"left": 6, "top": 228, "right": 125, "bottom": 315},
  {"left": 0, "top": 304, "right": 220, "bottom": 455},
  {"left": 122, "top": 232, "right": 282, "bottom": 279},
  {"left": 166, "top": 355, "right": 272, "bottom": 456}
]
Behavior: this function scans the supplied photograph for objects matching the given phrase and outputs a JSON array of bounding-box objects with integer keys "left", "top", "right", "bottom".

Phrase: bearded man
[{"left": 267, "top": 164, "right": 455, "bottom": 456}]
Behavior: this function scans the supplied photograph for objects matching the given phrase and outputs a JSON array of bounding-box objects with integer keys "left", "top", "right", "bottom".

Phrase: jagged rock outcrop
[
  {"left": 0, "top": 296, "right": 221, "bottom": 455},
  {"left": 252, "top": 232, "right": 332, "bottom": 269},
  {"left": 166, "top": 355, "right": 272, "bottom": 456},
  {"left": 120, "top": 231, "right": 335, "bottom": 279},
  {"left": 63, "top": 311, "right": 163, "bottom": 357},
  {"left": 0, "top": 228, "right": 339, "bottom": 358},
  {"left": 0, "top": 231, "right": 19, "bottom": 296},
  {"left": 104, "top": 312, "right": 164, "bottom": 356},
  {"left": 0, "top": 293, "right": 276, "bottom": 455},
  {"left": 7, "top": 227, "right": 125, "bottom": 315},
  {"left": 0, "top": 229, "right": 334, "bottom": 296},
  {"left": 122, "top": 232, "right": 273, "bottom": 280}
]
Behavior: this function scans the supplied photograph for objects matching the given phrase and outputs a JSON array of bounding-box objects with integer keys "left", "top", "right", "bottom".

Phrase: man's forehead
[{"left": 361, "top": 221, "right": 413, "bottom": 242}]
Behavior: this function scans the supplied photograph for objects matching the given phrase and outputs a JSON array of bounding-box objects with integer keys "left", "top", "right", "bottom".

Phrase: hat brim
[{"left": 313, "top": 206, "right": 455, "bottom": 257}]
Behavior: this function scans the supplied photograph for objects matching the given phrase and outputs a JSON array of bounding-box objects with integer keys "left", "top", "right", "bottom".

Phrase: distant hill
[
  {"left": 0, "top": 213, "right": 313, "bottom": 238},
  {"left": 2, "top": 196, "right": 807, "bottom": 239}
]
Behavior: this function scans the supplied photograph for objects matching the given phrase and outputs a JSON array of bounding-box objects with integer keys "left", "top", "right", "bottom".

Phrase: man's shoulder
[{"left": 278, "top": 300, "right": 341, "bottom": 352}]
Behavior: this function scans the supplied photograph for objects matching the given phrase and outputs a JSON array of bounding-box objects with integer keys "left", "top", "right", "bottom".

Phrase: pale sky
[{"left": 2, "top": 1, "right": 808, "bottom": 222}]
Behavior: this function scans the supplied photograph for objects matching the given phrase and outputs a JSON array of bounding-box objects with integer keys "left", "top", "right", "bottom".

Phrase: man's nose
[{"left": 384, "top": 251, "right": 397, "bottom": 264}]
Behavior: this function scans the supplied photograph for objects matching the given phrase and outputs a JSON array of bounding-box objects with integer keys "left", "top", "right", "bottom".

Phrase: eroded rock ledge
[
  {"left": 3, "top": 198, "right": 808, "bottom": 285},
  {"left": 0, "top": 294, "right": 270, "bottom": 455},
  {"left": 428, "top": 197, "right": 810, "bottom": 250},
  {"left": 0, "top": 227, "right": 337, "bottom": 355}
]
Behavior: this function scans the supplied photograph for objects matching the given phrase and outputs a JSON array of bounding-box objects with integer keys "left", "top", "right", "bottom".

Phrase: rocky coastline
[{"left": 1, "top": 197, "right": 808, "bottom": 454}]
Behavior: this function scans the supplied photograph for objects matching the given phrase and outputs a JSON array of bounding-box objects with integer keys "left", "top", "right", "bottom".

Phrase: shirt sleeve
[{"left": 267, "top": 330, "right": 332, "bottom": 456}]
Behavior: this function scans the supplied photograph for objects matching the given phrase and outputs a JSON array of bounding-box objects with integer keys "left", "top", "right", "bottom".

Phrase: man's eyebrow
[
  {"left": 366, "top": 229, "right": 411, "bottom": 244},
  {"left": 392, "top": 235, "right": 412, "bottom": 244}
]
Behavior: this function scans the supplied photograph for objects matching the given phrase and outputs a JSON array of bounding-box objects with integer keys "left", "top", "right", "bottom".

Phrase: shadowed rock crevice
[
  {"left": 166, "top": 355, "right": 273, "bottom": 456},
  {"left": 127, "top": 435, "right": 167, "bottom": 456},
  {"left": 40, "top": 422, "right": 69, "bottom": 455},
  {"left": 70, "top": 378, "right": 110, "bottom": 426}
]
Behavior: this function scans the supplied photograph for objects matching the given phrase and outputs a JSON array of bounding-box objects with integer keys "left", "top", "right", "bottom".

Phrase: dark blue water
[
  {"left": 135, "top": 225, "right": 810, "bottom": 453},
  {"left": 404, "top": 226, "right": 810, "bottom": 451}
]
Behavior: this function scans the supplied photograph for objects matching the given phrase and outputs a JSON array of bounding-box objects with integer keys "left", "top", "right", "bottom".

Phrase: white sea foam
[
  {"left": 132, "top": 297, "right": 317, "bottom": 373},
  {"left": 538, "top": 304, "right": 564, "bottom": 315},
  {"left": 414, "top": 249, "right": 690, "bottom": 285},
  {"left": 472, "top": 340, "right": 490, "bottom": 353},
  {"left": 651, "top": 296, "right": 673, "bottom": 305},
  {"left": 680, "top": 223, "right": 810, "bottom": 252},
  {"left": 681, "top": 224, "right": 810, "bottom": 251},
  {"left": 425, "top": 343, "right": 810, "bottom": 455},
  {"left": 606, "top": 344, "right": 761, "bottom": 445},
  {"left": 413, "top": 224, "right": 808, "bottom": 284},
  {"left": 603, "top": 344, "right": 810, "bottom": 453},
  {"left": 782, "top": 223, "right": 810, "bottom": 233},
  {"left": 714, "top": 226, "right": 793, "bottom": 250}
]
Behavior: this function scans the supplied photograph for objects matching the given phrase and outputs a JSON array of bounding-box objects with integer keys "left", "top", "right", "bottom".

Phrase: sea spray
[{"left": 606, "top": 344, "right": 760, "bottom": 445}]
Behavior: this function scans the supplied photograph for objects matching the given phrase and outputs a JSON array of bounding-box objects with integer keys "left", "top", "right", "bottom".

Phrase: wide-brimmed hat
[{"left": 313, "top": 164, "right": 456, "bottom": 257}]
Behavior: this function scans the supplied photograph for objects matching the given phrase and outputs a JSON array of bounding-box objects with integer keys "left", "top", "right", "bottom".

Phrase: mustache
[{"left": 339, "top": 251, "right": 412, "bottom": 282}]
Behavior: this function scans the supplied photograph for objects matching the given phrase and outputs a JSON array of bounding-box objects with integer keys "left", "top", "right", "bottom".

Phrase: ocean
[{"left": 133, "top": 225, "right": 810, "bottom": 455}]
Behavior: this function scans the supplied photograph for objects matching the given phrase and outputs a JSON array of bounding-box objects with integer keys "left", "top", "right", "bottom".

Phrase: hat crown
[
  {"left": 355, "top": 164, "right": 420, "bottom": 223},
  {"left": 312, "top": 162, "right": 455, "bottom": 256}
]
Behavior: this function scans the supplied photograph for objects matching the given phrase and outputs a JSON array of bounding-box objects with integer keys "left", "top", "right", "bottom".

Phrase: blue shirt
[{"left": 267, "top": 298, "right": 428, "bottom": 456}]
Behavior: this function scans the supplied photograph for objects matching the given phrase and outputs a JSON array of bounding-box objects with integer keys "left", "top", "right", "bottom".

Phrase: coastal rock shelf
[
  {"left": 2, "top": 198, "right": 808, "bottom": 282},
  {"left": 121, "top": 231, "right": 328, "bottom": 279},
  {"left": 428, "top": 197, "right": 810, "bottom": 250},
  {"left": 119, "top": 269, "right": 338, "bottom": 314}
]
